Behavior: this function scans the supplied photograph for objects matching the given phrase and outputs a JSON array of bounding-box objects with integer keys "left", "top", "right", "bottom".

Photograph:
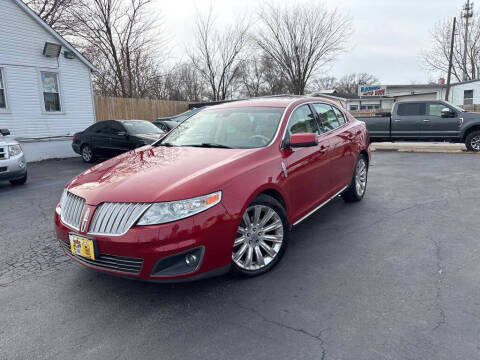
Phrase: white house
[{"left": 0, "top": 0, "right": 97, "bottom": 161}]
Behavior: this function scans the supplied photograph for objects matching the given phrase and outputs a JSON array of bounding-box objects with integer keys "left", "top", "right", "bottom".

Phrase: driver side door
[
  {"left": 421, "top": 102, "right": 461, "bottom": 139},
  {"left": 282, "top": 104, "right": 332, "bottom": 222}
]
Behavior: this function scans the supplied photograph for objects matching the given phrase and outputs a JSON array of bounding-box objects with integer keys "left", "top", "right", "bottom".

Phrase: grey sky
[{"left": 156, "top": 0, "right": 463, "bottom": 85}]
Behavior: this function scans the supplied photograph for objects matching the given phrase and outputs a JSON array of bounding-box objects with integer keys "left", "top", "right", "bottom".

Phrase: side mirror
[
  {"left": 441, "top": 108, "right": 455, "bottom": 118},
  {"left": 289, "top": 133, "right": 318, "bottom": 148},
  {"left": 0, "top": 128, "right": 10, "bottom": 136}
]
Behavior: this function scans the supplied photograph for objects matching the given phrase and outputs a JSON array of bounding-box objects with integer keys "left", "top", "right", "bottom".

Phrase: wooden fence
[{"left": 94, "top": 96, "right": 189, "bottom": 122}]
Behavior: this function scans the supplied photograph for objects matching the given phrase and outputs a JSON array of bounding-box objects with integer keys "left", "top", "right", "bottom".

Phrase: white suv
[{"left": 0, "top": 129, "right": 27, "bottom": 185}]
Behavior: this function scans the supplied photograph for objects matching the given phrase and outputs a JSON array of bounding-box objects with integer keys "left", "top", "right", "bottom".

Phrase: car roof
[{"left": 209, "top": 96, "right": 340, "bottom": 109}]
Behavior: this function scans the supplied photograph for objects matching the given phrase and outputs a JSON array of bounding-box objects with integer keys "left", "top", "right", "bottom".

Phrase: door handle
[
  {"left": 423, "top": 119, "right": 431, "bottom": 122},
  {"left": 394, "top": 119, "right": 401, "bottom": 122}
]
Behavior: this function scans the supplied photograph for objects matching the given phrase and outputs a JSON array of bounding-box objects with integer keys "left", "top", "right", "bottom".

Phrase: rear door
[
  {"left": 282, "top": 104, "right": 332, "bottom": 221},
  {"left": 392, "top": 102, "right": 425, "bottom": 139},
  {"left": 313, "top": 103, "right": 355, "bottom": 192},
  {"left": 421, "top": 102, "right": 461, "bottom": 139}
]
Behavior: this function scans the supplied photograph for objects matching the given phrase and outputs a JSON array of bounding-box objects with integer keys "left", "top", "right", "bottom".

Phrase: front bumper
[
  {"left": 54, "top": 202, "right": 238, "bottom": 281},
  {"left": 0, "top": 153, "right": 27, "bottom": 181}
]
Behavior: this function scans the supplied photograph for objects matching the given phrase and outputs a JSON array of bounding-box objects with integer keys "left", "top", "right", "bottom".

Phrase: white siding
[
  {"left": 449, "top": 82, "right": 480, "bottom": 106},
  {"left": 0, "top": 0, "right": 95, "bottom": 141}
]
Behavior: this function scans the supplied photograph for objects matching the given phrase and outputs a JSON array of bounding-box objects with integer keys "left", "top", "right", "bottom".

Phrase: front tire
[
  {"left": 342, "top": 154, "right": 368, "bottom": 202},
  {"left": 81, "top": 144, "right": 95, "bottom": 163},
  {"left": 10, "top": 172, "right": 27, "bottom": 186},
  {"left": 465, "top": 131, "right": 480, "bottom": 152},
  {"left": 231, "top": 194, "right": 289, "bottom": 277}
]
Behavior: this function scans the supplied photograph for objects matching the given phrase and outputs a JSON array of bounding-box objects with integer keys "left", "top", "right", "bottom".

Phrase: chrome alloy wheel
[
  {"left": 82, "top": 146, "right": 92, "bottom": 162},
  {"left": 233, "top": 205, "right": 284, "bottom": 271},
  {"left": 471, "top": 135, "right": 480, "bottom": 151},
  {"left": 355, "top": 158, "right": 367, "bottom": 196}
]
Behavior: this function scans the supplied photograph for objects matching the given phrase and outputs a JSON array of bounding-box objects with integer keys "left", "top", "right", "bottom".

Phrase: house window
[
  {"left": 0, "top": 68, "right": 6, "bottom": 109},
  {"left": 464, "top": 90, "right": 473, "bottom": 106},
  {"left": 349, "top": 105, "right": 358, "bottom": 111},
  {"left": 41, "top": 71, "right": 61, "bottom": 112}
]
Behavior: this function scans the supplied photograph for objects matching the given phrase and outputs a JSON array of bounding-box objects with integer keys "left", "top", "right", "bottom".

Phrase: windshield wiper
[{"left": 185, "top": 143, "right": 232, "bottom": 149}]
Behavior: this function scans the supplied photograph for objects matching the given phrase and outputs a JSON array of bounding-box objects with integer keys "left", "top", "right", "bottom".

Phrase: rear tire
[
  {"left": 465, "top": 130, "right": 480, "bottom": 152},
  {"left": 81, "top": 144, "right": 95, "bottom": 163},
  {"left": 231, "top": 194, "right": 289, "bottom": 277},
  {"left": 10, "top": 172, "right": 27, "bottom": 186},
  {"left": 342, "top": 154, "right": 368, "bottom": 203}
]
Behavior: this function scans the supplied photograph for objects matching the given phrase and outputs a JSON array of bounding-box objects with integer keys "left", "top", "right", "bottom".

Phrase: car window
[
  {"left": 313, "top": 103, "right": 340, "bottom": 132},
  {"left": 332, "top": 106, "right": 346, "bottom": 125},
  {"left": 85, "top": 122, "right": 104, "bottom": 133},
  {"left": 122, "top": 121, "right": 162, "bottom": 135},
  {"left": 160, "top": 107, "right": 285, "bottom": 149},
  {"left": 286, "top": 105, "right": 320, "bottom": 135},
  {"left": 100, "top": 122, "right": 119, "bottom": 135},
  {"left": 427, "top": 103, "right": 447, "bottom": 117},
  {"left": 109, "top": 122, "right": 125, "bottom": 134},
  {"left": 397, "top": 103, "right": 426, "bottom": 116}
]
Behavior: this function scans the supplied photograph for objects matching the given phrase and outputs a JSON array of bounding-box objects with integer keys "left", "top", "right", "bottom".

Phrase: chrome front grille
[
  {"left": 60, "top": 240, "right": 143, "bottom": 274},
  {"left": 0, "top": 147, "right": 6, "bottom": 160},
  {"left": 88, "top": 202, "right": 151, "bottom": 236},
  {"left": 60, "top": 191, "right": 86, "bottom": 230}
]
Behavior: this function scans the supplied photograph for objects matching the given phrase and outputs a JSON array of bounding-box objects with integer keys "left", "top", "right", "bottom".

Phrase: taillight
[{"left": 72, "top": 135, "right": 76, "bottom": 143}]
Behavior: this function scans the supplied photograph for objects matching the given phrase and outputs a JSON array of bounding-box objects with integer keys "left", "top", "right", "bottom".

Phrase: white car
[{"left": 0, "top": 129, "right": 27, "bottom": 185}]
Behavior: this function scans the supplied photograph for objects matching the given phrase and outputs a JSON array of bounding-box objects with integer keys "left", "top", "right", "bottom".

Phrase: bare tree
[
  {"left": 25, "top": 0, "right": 78, "bottom": 35},
  {"left": 422, "top": 16, "right": 480, "bottom": 82},
  {"left": 310, "top": 76, "right": 338, "bottom": 91},
  {"left": 239, "top": 58, "right": 265, "bottom": 97},
  {"left": 188, "top": 9, "right": 250, "bottom": 101},
  {"left": 335, "top": 73, "right": 379, "bottom": 95},
  {"left": 69, "top": 0, "right": 167, "bottom": 98},
  {"left": 238, "top": 54, "right": 290, "bottom": 97},
  {"left": 152, "top": 63, "right": 207, "bottom": 101},
  {"left": 255, "top": 2, "right": 352, "bottom": 95}
]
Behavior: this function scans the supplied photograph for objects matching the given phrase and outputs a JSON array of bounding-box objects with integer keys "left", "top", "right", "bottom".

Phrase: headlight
[
  {"left": 137, "top": 191, "right": 222, "bottom": 225},
  {"left": 8, "top": 144, "right": 22, "bottom": 156}
]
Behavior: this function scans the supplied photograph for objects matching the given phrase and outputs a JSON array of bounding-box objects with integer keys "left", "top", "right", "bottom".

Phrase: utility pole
[
  {"left": 446, "top": 17, "right": 456, "bottom": 101},
  {"left": 462, "top": 0, "right": 473, "bottom": 81}
]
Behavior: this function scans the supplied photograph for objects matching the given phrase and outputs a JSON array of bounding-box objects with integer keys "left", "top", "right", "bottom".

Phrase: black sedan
[
  {"left": 152, "top": 120, "right": 179, "bottom": 132},
  {"left": 72, "top": 120, "right": 165, "bottom": 163}
]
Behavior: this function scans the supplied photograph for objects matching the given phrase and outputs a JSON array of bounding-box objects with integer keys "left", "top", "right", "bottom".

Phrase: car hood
[
  {"left": 67, "top": 145, "right": 261, "bottom": 205},
  {"left": 461, "top": 111, "right": 480, "bottom": 122},
  {"left": 0, "top": 136, "right": 19, "bottom": 146}
]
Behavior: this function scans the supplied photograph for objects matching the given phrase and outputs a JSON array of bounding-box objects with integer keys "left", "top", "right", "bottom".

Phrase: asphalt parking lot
[{"left": 1, "top": 152, "right": 479, "bottom": 360}]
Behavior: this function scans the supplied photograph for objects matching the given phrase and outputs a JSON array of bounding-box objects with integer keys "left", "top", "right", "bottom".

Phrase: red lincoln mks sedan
[{"left": 55, "top": 96, "right": 370, "bottom": 281}]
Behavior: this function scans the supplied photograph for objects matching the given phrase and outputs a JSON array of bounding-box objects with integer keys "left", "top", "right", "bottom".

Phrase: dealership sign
[{"left": 359, "top": 85, "right": 386, "bottom": 96}]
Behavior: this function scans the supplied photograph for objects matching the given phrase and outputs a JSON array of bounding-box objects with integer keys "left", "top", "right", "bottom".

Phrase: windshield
[
  {"left": 158, "top": 107, "right": 285, "bottom": 148},
  {"left": 122, "top": 121, "right": 162, "bottom": 135}
]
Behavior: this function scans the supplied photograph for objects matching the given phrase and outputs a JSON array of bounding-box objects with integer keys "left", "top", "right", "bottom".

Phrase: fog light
[
  {"left": 18, "top": 160, "right": 25, "bottom": 168},
  {"left": 185, "top": 253, "right": 198, "bottom": 267}
]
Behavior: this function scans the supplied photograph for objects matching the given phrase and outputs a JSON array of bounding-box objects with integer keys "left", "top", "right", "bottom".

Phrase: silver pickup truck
[
  {"left": 360, "top": 100, "right": 480, "bottom": 152},
  {"left": 0, "top": 129, "right": 27, "bottom": 185}
]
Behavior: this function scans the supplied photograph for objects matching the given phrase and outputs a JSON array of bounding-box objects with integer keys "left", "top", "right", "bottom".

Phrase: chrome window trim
[
  {"left": 279, "top": 100, "right": 350, "bottom": 148},
  {"left": 293, "top": 185, "right": 348, "bottom": 226}
]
